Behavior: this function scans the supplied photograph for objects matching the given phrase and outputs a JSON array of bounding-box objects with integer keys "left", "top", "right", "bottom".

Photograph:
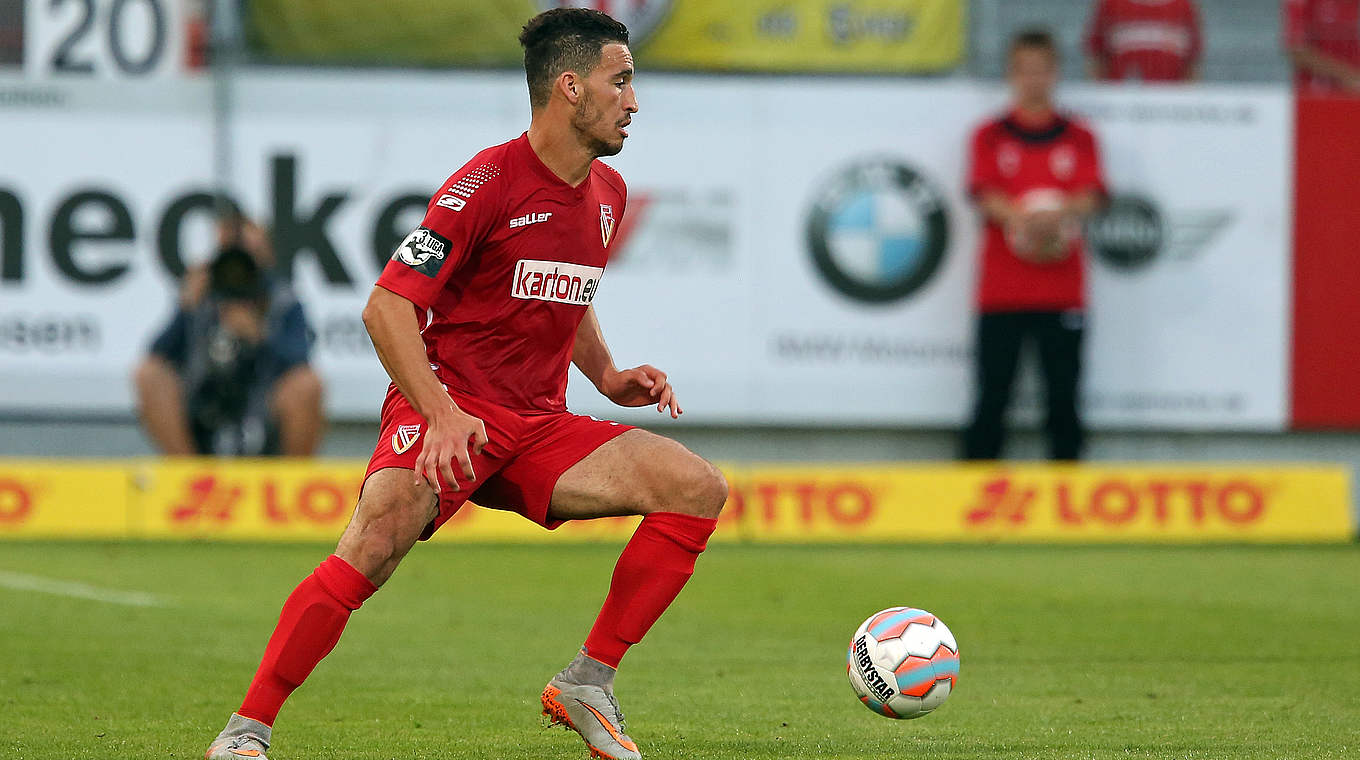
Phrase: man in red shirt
[
  {"left": 1284, "top": 0, "right": 1360, "bottom": 94},
  {"left": 962, "top": 29, "right": 1107, "bottom": 461},
  {"left": 1085, "top": 0, "right": 1203, "bottom": 82},
  {"left": 203, "top": 10, "right": 726, "bottom": 760}
]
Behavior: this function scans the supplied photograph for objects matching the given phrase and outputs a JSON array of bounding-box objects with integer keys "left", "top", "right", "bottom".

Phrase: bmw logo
[{"left": 807, "top": 160, "right": 950, "bottom": 304}]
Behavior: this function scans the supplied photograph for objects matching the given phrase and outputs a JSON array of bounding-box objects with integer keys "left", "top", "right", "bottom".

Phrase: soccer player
[
  {"left": 204, "top": 10, "right": 727, "bottom": 760},
  {"left": 961, "top": 29, "right": 1107, "bottom": 462}
]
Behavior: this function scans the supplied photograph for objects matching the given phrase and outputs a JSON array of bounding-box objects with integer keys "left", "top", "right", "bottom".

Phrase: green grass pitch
[{"left": 2, "top": 541, "right": 1358, "bottom": 759}]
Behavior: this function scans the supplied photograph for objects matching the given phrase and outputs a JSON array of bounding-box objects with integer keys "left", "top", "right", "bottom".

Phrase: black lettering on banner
[
  {"left": 51, "top": 0, "right": 97, "bottom": 74},
  {"left": 0, "top": 314, "right": 101, "bottom": 353},
  {"left": 49, "top": 189, "right": 135, "bottom": 285},
  {"left": 271, "top": 154, "right": 352, "bottom": 285},
  {"left": 108, "top": 0, "right": 166, "bottom": 75},
  {"left": 156, "top": 192, "right": 240, "bottom": 278},
  {"left": 0, "top": 188, "right": 22, "bottom": 282},
  {"left": 371, "top": 193, "right": 429, "bottom": 275}
]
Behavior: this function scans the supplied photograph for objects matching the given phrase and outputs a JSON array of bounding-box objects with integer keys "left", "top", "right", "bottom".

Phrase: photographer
[{"left": 133, "top": 245, "right": 323, "bottom": 456}]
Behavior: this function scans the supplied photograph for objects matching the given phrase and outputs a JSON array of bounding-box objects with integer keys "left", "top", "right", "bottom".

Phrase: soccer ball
[{"left": 846, "top": 607, "right": 959, "bottom": 719}]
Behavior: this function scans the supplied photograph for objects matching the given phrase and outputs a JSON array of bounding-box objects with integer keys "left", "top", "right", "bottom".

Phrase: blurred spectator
[
  {"left": 961, "top": 29, "right": 1107, "bottom": 461},
  {"left": 1284, "top": 0, "right": 1360, "bottom": 94},
  {"left": 133, "top": 219, "right": 323, "bottom": 456},
  {"left": 0, "top": 0, "right": 21, "bottom": 66},
  {"left": 185, "top": 0, "right": 210, "bottom": 70},
  {"left": 1085, "top": 0, "right": 1203, "bottom": 82}
]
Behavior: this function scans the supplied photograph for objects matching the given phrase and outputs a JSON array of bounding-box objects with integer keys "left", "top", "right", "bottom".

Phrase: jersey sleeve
[
  {"left": 375, "top": 161, "right": 504, "bottom": 310},
  {"left": 1282, "top": 0, "right": 1309, "bottom": 49},
  {"left": 966, "top": 126, "right": 1003, "bottom": 199}
]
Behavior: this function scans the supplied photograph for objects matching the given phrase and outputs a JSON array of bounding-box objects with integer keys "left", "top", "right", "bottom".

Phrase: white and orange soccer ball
[{"left": 846, "top": 607, "right": 959, "bottom": 719}]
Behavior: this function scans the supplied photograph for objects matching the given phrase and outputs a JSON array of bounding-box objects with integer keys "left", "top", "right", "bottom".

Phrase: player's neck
[
  {"left": 526, "top": 122, "right": 594, "bottom": 188},
  {"left": 1012, "top": 102, "right": 1057, "bottom": 126}
]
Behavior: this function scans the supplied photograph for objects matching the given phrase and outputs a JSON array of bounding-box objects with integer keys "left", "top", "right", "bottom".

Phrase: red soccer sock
[
  {"left": 237, "top": 555, "right": 377, "bottom": 726},
  {"left": 583, "top": 511, "right": 718, "bottom": 668}
]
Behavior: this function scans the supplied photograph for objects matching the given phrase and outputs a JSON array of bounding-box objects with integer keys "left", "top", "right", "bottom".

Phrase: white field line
[{"left": 0, "top": 570, "right": 169, "bottom": 607}]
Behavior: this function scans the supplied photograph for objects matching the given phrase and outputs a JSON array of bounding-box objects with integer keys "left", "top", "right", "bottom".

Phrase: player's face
[
  {"left": 572, "top": 43, "right": 638, "bottom": 158},
  {"left": 1008, "top": 47, "right": 1059, "bottom": 109}
]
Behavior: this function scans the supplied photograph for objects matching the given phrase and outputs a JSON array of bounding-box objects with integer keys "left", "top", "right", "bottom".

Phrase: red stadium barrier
[{"left": 1291, "top": 96, "right": 1360, "bottom": 428}]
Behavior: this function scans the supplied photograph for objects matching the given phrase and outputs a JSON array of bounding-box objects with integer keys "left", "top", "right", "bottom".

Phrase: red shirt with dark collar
[{"left": 967, "top": 112, "right": 1106, "bottom": 313}]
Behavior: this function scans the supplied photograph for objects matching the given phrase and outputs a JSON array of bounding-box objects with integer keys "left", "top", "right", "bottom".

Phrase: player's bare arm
[
  {"left": 978, "top": 190, "right": 1020, "bottom": 229},
  {"left": 572, "top": 304, "right": 681, "bottom": 418},
  {"left": 978, "top": 191, "right": 1052, "bottom": 264},
  {"left": 361, "top": 285, "right": 488, "bottom": 488},
  {"left": 1060, "top": 188, "right": 1103, "bottom": 220},
  {"left": 1026, "top": 188, "right": 1102, "bottom": 237},
  {"left": 1288, "top": 44, "right": 1360, "bottom": 90}
]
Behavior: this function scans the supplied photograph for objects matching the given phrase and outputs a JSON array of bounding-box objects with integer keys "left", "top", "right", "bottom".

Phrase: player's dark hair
[
  {"left": 519, "top": 8, "right": 630, "bottom": 110},
  {"left": 1009, "top": 27, "right": 1060, "bottom": 63}
]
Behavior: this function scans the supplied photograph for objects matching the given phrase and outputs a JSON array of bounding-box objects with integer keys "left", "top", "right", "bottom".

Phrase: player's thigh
[
  {"left": 335, "top": 467, "right": 439, "bottom": 586},
  {"left": 548, "top": 429, "right": 728, "bottom": 521}
]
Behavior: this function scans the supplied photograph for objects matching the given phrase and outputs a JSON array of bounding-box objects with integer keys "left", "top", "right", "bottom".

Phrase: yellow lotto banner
[
  {"left": 128, "top": 459, "right": 641, "bottom": 543},
  {"left": 0, "top": 460, "right": 1352, "bottom": 543},
  {"left": 720, "top": 464, "right": 1354, "bottom": 543},
  {"left": 0, "top": 461, "right": 132, "bottom": 538}
]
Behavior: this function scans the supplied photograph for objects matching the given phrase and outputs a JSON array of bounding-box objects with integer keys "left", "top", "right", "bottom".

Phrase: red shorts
[{"left": 364, "top": 384, "right": 634, "bottom": 539}]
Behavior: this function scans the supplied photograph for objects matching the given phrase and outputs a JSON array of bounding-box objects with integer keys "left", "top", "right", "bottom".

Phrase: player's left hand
[{"left": 599, "top": 364, "right": 683, "bottom": 418}]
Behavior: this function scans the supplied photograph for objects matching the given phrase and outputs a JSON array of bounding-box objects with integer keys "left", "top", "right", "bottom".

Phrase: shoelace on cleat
[
  {"left": 227, "top": 734, "right": 268, "bottom": 751},
  {"left": 605, "top": 693, "right": 627, "bottom": 732}
]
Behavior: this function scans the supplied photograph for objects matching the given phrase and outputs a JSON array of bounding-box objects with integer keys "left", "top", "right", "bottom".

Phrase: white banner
[
  {"left": 0, "top": 73, "right": 1291, "bottom": 429},
  {"left": 21, "top": 0, "right": 186, "bottom": 79}
]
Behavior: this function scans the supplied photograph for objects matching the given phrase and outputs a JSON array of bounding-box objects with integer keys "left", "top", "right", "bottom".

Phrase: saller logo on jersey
[
  {"left": 393, "top": 227, "right": 451, "bottom": 278},
  {"left": 512, "top": 259, "right": 603, "bottom": 305}
]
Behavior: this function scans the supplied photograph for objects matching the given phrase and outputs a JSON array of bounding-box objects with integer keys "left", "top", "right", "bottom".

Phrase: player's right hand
[{"left": 414, "top": 408, "right": 489, "bottom": 492}]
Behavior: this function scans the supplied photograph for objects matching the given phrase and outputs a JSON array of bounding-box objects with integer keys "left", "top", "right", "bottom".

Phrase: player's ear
[{"left": 557, "top": 71, "right": 581, "bottom": 105}]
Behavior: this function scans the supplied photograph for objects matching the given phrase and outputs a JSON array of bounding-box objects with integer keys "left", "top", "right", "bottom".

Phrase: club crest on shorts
[
  {"left": 599, "top": 203, "right": 616, "bottom": 248},
  {"left": 391, "top": 424, "right": 421, "bottom": 455}
]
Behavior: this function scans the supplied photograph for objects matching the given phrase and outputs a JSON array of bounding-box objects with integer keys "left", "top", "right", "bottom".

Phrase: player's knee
[
  {"left": 674, "top": 458, "right": 728, "bottom": 519},
  {"left": 338, "top": 488, "right": 429, "bottom": 584},
  {"left": 343, "top": 525, "right": 399, "bottom": 581}
]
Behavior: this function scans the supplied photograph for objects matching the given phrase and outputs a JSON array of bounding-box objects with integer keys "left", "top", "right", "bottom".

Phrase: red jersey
[
  {"left": 1085, "top": 0, "right": 1202, "bottom": 82},
  {"left": 967, "top": 113, "right": 1106, "bottom": 313},
  {"left": 375, "top": 133, "right": 627, "bottom": 414},
  {"left": 1284, "top": 0, "right": 1360, "bottom": 94}
]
